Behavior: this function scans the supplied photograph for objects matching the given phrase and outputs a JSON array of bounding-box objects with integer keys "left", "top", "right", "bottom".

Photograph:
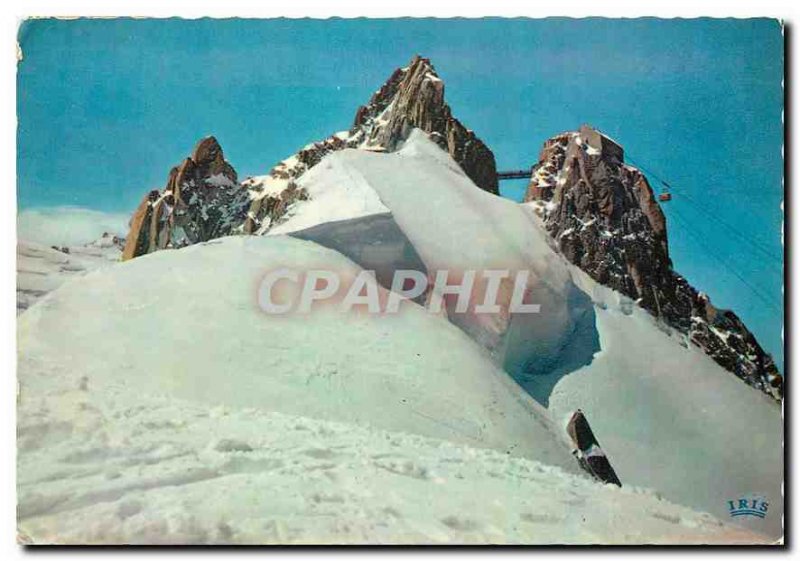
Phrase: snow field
[{"left": 18, "top": 391, "right": 767, "bottom": 545}]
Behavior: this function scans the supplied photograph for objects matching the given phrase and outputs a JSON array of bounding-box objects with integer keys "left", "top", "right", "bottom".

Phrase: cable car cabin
[{"left": 658, "top": 193, "right": 672, "bottom": 202}]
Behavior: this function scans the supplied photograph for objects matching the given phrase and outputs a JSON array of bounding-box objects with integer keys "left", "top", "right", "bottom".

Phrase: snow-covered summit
[
  {"left": 280, "top": 132, "right": 782, "bottom": 538},
  {"left": 110, "top": 60, "right": 782, "bottom": 407}
]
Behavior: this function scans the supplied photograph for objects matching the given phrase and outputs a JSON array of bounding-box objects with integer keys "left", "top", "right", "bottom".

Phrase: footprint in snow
[
  {"left": 309, "top": 492, "right": 345, "bottom": 504},
  {"left": 374, "top": 459, "right": 432, "bottom": 480},
  {"left": 441, "top": 515, "right": 481, "bottom": 532},
  {"left": 301, "top": 448, "right": 337, "bottom": 460},
  {"left": 117, "top": 499, "right": 142, "bottom": 520},
  {"left": 211, "top": 438, "right": 253, "bottom": 453},
  {"left": 520, "top": 512, "right": 566, "bottom": 525},
  {"left": 649, "top": 510, "right": 682, "bottom": 525}
]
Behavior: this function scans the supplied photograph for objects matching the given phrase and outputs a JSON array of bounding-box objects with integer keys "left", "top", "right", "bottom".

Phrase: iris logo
[{"left": 727, "top": 496, "right": 769, "bottom": 519}]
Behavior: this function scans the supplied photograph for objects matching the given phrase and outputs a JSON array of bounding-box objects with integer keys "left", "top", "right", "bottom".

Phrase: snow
[
  {"left": 275, "top": 131, "right": 780, "bottom": 537},
  {"left": 16, "top": 238, "right": 121, "bottom": 313},
  {"left": 18, "top": 399, "right": 765, "bottom": 545},
  {"left": 267, "top": 154, "right": 390, "bottom": 235},
  {"left": 16, "top": 128, "right": 782, "bottom": 544},
  {"left": 523, "top": 260, "right": 784, "bottom": 539},
  {"left": 275, "top": 131, "right": 783, "bottom": 539},
  {"left": 205, "top": 174, "right": 236, "bottom": 188},
  {"left": 242, "top": 174, "right": 290, "bottom": 199},
  {"left": 18, "top": 236, "right": 578, "bottom": 473},
  {"left": 292, "top": 131, "right": 580, "bottom": 374}
]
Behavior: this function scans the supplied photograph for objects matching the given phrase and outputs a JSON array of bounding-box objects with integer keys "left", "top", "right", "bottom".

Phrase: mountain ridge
[
  {"left": 122, "top": 55, "right": 497, "bottom": 261},
  {"left": 525, "top": 125, "right": 782, "bottom": 400},
  {"left": 18, "top": 132, "right": 782, "bottom": 539},
  {"left": 117, "top": 56, "right": 781, "bottom": 401}
]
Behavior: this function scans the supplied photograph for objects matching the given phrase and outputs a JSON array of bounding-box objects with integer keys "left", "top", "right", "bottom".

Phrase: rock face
[
  {"left": 122, "top": 137, "right": 249, "bottom": 260},
  {"left": 239, "top": 134, "right": 344, "bottom": 235},
  {"left": 525, "top": 125, "right": 782, "bottom": 400},
  {"left": 118, "top": 63, "right": 779, "bottom": 403},
  {"left": 123, "top": 55, "right": 500, "bottom": 260},
  {"left": 347, "top": 55, "right": 499, "bottom": 194}
]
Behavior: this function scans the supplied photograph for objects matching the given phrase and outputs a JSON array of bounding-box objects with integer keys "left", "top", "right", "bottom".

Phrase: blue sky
[{"left": 17, "top": 18, "right": 783, "bottom": 369}]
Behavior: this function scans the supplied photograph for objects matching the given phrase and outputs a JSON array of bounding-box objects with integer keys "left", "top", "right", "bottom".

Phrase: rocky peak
[
  {"left": 347, "top": 55, "right": 499, "bottom": 194},
  {"left": 242, "top": 54, "right": 501, "bottom": 236},
  {"left": 122, "top": 136, "right": 247, "bottom": 261},
  {"left": 525, "top": 125, "right": 782, "bottom": 400},
  {"left": 123, "top": 55, "right": 502, "bottom": 262},
  {"left": 191, "top": 136, "right": 237, "bottom": 182},
  {"left": 527, "top": 125, "right": 671, "bottom": 305}
]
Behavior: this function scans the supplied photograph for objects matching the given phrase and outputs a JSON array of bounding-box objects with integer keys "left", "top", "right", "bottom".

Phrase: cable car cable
[
  {"left": 623, "top": 154, "right": 783, "bottom": 264},
  {"left": 668, "top": 206, "right": 782, "bottom": 312}
]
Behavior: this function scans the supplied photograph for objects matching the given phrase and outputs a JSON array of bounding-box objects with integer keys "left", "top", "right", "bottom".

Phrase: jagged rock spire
[
  {"left": 122, "top": 136, "right": 245, "bottom": 261},
  {"left": 526, "top": 125, "right": 782, "bottom": 400},
  {"left": 347, "top": 55, "right": 499, "bottom": 194},
  {"left": 123, "top": 55, "right": 503, "bottom": 262}
]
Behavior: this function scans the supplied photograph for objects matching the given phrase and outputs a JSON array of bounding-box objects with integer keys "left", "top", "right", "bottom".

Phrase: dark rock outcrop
[
  {"left": 347, "top": 55, "right": 499, "bottom": 194},
  {"left": 242, "top": 178, "right": 310, "bottom": 235},
  {"left": 525, "top": 125, "right": 782, "bottom": 400},
  {"left": 122, "top": 137, "right": 250, "bottom": 261},
  {"left": 240, "top": 134, "right": 345, "bottom": 234},
  {"left": 123, "top": 56, "right": 500, "bottom": 260}
]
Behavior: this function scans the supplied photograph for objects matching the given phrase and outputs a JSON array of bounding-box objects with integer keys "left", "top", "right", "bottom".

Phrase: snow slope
[
  {"left": 267, "top": 131, "right": 783, "bottom": 539},
  {"left": 17, "top": 130, "right": 782, "bottom": 544},
  {"left": 266, "top": 152, "right": 389, "bottom": 236},
  {"left": 537, "top": 264, "right": 784, "bottom": 538},
  {"left": 18, "top": 394, "right": 766, "bottom": 545},
  {"left": 17, "top": 235, "right": 122, "bottom": 313},
  {"left": 283, "top": 130, "right": 583, "bottom": 372},
  {"left": 17, "top": 235, "right": 578, "bottom": 473}
]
